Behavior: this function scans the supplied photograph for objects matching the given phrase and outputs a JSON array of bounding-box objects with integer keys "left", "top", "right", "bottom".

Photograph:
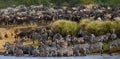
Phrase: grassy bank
[
  {"left": 52, "top": 19, "right": 120, "bottom": 36},
  {"left": 52, "top": 20, "right": 79, "bottom": 36}
]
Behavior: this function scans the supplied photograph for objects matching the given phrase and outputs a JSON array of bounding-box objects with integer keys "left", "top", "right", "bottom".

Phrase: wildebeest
[
  {"left": 30, "top": 31, "right": 41, "bottom": 44},
  {"left": 0, "top": 5, "right": 120, "bottom": 26},
  {"left": 4, "top": 33, "right": 8, "bottom": 38},
  {"left": 14, "top": 30, "right": 27, "bottom": 39}
]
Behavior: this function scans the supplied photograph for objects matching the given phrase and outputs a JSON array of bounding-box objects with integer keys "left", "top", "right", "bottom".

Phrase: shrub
[
  {"left": 85, "top": 20, "right": 115, "bottom": 35},
  {"left": 113, "top": 20, "right": 120, "bottom": 37},
  {"left": 52, "top": 19, "right": 120, "bottom": 37},
  {"left": 85, "top": 20, "right": 102, "bottom": 35},
  {"left": 52, "top": 20, "right": 79, "bottom": 36},
  {"left": 79, "top": 19, "right": 92, "bottom": 30}
]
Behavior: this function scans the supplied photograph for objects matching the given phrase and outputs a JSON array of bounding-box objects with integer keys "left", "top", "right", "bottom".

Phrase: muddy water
[{"left": 0, "top": 54, "right": 120, "bottom": 59}]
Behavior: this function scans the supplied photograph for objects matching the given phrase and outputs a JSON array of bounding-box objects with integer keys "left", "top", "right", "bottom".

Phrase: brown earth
[{"left": 0, "top": 25, "right": 39, "bottom": 52}]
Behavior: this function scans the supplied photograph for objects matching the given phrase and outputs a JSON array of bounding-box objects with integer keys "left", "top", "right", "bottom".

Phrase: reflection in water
[{"left": 0, "top": 54, "right": 120, "bottom": 59}]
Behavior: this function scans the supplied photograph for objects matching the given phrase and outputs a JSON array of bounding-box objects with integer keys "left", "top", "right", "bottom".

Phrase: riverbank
[
  {"left": 0, "top": 48, "right": 120, "bottom": 56},
  {"left": 0, "top": 25, "right": 120, "bottom": 57}
]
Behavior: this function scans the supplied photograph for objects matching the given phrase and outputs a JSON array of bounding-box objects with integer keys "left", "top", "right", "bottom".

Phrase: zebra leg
[
  {"left": 4, "top": 50, "right": 8, "bottom": 56},
  {"left": 100, "top": 48, "right": 103, "bottom": 56}
]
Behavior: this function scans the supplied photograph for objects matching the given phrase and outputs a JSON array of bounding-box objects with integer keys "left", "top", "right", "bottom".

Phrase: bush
[
  {"left": 85, "top": 20, "right": 115, "bottom": 35},
  {"left": 113, "top": 20, "right": 120, "bottom": 37},
  {"left": 85, "top": 20, "right": 102, "bottom": 35},
  {"left": 113, "top": 20, "right": 120, "bottom": 30},
  {"left": 79, "top": 19, "right": 92, "bottom": 30},
  {"left": 52, "top": 19, "right": 120, "bottom": 37},
  {"left": 52, "top": 20, "right": 79, "bottom": 36}
]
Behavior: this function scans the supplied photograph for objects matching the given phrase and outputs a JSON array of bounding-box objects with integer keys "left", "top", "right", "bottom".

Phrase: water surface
[{"left": 0, "top": 54, "right": 120, "bottom": 59}]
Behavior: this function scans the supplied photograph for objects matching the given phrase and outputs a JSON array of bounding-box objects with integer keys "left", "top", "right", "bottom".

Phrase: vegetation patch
[
  {"left": 85, "top": 20, "right": 115, "bottom": 35},
  {"left": 79, "top": 19, "right": 92, "bottom": 30},
  {"left": 52, "top": 20, "right": 79, "bottom": 36},
  {"left": 52, "top": 19, "right": 120, "bottom": 36}
]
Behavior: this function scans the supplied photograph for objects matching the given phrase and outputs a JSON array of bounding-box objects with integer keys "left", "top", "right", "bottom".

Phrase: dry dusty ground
[
  {"left": 0, "top": 25, "right": 39, "bottom": 52},
  {"left": 0, "top": 28, "right": 15, "bottom": 50}
]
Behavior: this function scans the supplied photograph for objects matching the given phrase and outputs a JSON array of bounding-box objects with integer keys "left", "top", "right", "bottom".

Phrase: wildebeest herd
[
  {"left": 0, "top": 5, "right": 120, "bottom": 25},
  {"left": 3, "top": 27, "right": 120, "bottom": 57}
]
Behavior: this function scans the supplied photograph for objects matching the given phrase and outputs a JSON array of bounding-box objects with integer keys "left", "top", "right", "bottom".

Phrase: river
[{"left": 0, "top": 54, "right": 120, "bottom": 59}]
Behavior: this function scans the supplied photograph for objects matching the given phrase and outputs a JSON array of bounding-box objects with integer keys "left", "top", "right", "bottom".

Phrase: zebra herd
[{"left": 3, "top": 27, "right": 120, "bottom": 57}]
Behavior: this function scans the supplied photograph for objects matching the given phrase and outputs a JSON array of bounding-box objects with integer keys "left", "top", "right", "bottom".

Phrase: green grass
[
  {"left": 103, "top": 43, "right": 109, "bottom": 51},
  {"left": 79, "top": 19, "right": 92, "bottom": 30},
  {"left": 52, "top": 19, "right": 79, "bottom": 36},
  {"left": 51, "top": 19, "right": 120, "bottom": 36},
  {"left": 85, "top": 20, "right": 115, "bottom": 35}
]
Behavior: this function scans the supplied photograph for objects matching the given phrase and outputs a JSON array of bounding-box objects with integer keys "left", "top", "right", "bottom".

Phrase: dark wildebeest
[
  {"left": 15, "top": 30, "right": 27, "bottom": 39},
  {"left": 30, "top": 31, "right": 41, "bottom": 44},
  {"left": 4, "top": 33, "right": 8, "bottom": 38}
]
